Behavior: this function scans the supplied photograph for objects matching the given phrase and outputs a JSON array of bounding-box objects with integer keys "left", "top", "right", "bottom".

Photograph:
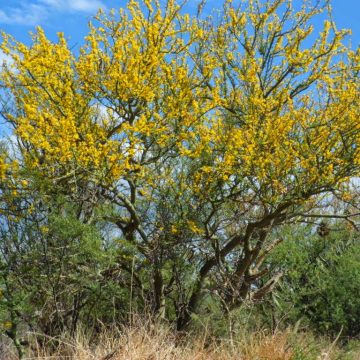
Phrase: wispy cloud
[
  {"left": 0, "top": 0, "right": 106, "bottom": 26},
  {"left": 40, "top": 0, "right": 106, "bottom": 13},
  {"left": 0, "top": 3, "right": 47, "bottom": 26}
]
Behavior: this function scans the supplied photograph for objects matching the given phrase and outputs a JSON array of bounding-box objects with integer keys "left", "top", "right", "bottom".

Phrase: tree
[{"left": 0, "top": 0, "right": 359, "bottom": 331}]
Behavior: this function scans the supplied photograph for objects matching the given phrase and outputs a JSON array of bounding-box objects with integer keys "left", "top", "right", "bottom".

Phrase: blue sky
[{"left": 0, "top": 0, "right": 359, "bottom": 53}]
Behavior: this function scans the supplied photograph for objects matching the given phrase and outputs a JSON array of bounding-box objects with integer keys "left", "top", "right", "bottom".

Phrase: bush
[
  {"left": 0, "top": 197, "right": 131, "bottom": 341},
  {"left": 264, "top": 224, "right": 360, "bottom": 338}
]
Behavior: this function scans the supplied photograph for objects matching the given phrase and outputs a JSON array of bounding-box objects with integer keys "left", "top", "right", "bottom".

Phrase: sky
[{"left": 0, "top": 0, "right": 359, "bottom": 51}]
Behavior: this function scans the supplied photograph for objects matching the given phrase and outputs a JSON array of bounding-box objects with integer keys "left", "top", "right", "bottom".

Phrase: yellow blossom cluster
[{"left": 0, "top": 0, "right": 358, "bottom": 206}]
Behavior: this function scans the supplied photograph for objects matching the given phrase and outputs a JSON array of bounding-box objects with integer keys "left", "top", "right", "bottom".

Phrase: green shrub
[{"left": 264, "top": 224, "right": 360, "bottom": 338}]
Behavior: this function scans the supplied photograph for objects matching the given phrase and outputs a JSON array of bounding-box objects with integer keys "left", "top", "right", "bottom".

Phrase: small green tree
[{"left": 0, "top": 192, "right": 132, "bottom": 346}]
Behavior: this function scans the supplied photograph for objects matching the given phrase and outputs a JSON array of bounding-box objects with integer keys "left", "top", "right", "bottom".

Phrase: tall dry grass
[{"left": 1, "top": 318, "right": 359, "bottom": 360}]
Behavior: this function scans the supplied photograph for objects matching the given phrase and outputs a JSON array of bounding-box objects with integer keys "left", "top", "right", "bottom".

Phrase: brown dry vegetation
[{"left": 1, "top": 319, "right": 359, "bottom": 360}]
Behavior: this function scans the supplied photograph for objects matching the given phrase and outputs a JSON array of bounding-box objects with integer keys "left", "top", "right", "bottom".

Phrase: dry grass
[
  {"left": 29, "top": 326, "right": 293, "bottom": 360},
  {"left": 1, "top": 319, "right": 359, "bottom": 360}
]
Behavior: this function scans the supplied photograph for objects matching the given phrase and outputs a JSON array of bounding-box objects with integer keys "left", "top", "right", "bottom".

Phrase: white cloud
[
  {"left": 0, "top": 0, "right": 106, "bottom": 26},
  {"left": 70, "top": 0, "right": 105, "bottom": 12},
  {"left": 0, "top": 3, "right": 47, "bottom": 25},
  {"left": 40, "top": 0, "right": 106, "bottom": 13}
]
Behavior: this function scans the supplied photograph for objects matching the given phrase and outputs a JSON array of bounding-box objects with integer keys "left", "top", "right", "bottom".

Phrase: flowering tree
[{"left": 0, "top": 0, "right": 359, "bottom": 330}]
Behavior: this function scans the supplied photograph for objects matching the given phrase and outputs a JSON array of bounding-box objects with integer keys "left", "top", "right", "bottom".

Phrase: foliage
[
  {"left": 264, "top": 224, "right": 360, "bottom": 338},
  {"left": 0, "top": 195, "right": 129, "bottom": 339}
]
